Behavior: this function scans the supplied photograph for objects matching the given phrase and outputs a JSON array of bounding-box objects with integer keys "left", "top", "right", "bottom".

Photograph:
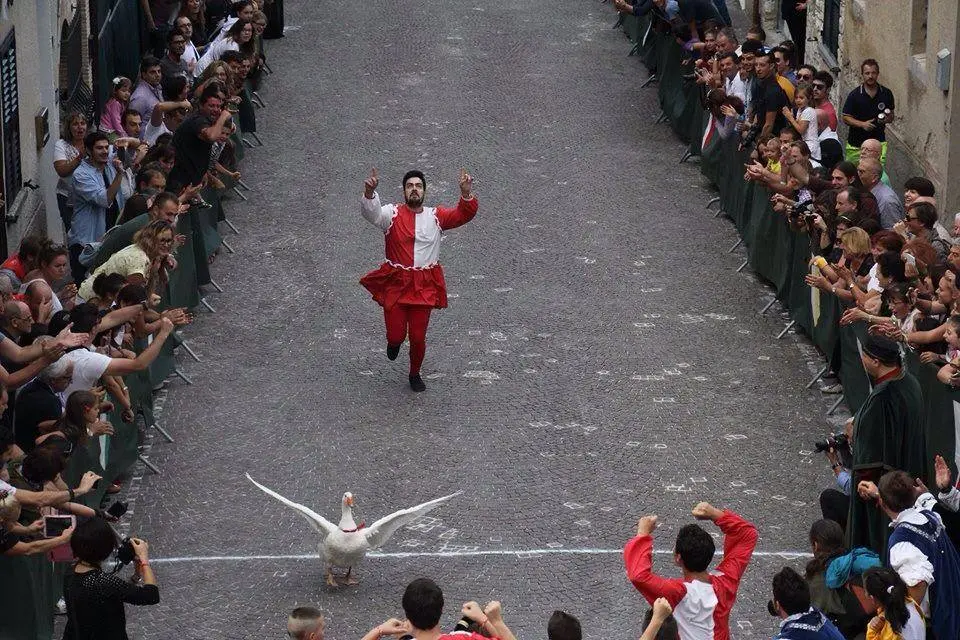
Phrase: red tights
[{"left": 384, "top": 304, "right": 433, "bottom": 375}]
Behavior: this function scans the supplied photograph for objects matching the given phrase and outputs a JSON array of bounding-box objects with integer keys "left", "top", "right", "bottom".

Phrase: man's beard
[{"left": 405, "top": 195, "right": 423, "bottom": 207}]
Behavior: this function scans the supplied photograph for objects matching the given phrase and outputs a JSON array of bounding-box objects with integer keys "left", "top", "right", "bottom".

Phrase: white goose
[{"left": 246, "top": 474, "right": 460, "bottom": 586}]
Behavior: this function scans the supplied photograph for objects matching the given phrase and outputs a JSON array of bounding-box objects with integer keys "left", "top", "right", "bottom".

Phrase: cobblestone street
[{"left": 125, "top": 1, "right": 845, "bottom": 637}]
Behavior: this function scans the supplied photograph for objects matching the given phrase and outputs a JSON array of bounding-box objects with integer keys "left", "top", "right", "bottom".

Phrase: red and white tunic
[
  {"left": 623, "top": 510, "right": 758, "bottom": 640},
  {"left": 359, "top": 192, "right": 478, "bottom": 309}
]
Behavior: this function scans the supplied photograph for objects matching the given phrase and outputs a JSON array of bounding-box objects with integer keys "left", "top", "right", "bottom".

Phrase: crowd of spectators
[
  {"left": 0, "top": 0, "right": 278, "bottom": 637},
  {"left": 602, "top": 3, "right": 960, "bottom": 639}
]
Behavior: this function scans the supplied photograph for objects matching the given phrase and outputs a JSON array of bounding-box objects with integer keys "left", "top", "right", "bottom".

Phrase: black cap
[{"left": 862, "top": 334, "right": 901, "bottom": 365}]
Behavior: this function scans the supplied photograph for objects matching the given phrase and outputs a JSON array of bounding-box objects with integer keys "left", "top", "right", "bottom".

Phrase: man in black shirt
[
  {"left": 13, "top": 360, "right": 73, "bottom": 453},
  {"left": 749, "top": 51, "right": 789, "bottom": 140},
  {"left": 842, "top": 59, "right": 895, "bottom": 164},
  {"left": 168, "top": 84, "right": 233, "bottom": 191}
]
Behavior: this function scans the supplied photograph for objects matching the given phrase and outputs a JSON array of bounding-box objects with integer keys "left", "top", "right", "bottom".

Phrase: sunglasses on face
[{"left": 812, "top": 83, "right": 826, "bottom": 89}]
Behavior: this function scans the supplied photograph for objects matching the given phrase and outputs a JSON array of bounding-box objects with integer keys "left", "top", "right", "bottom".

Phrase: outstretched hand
[
  {"left": 935, "top": 454, "right": 953, "bottom": 491},
  {"left": 364, "top": 167, "right": 379, "bottom": 199},
  {"left": 459, "top": 168, "right": 473, "bottom": 199}
]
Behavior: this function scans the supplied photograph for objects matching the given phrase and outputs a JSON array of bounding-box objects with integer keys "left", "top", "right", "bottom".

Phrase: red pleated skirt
[{"left": 360, "top": 262, "right": 448, "bottom": 310}]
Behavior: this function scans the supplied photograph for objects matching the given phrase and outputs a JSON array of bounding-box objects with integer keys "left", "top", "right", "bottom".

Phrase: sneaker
[
  {"left": 55, "top": 598, "right": 67, "bottom": 615},
  {"left": 386, "top": 343, "right": 401, "bottom": 361},
  {"left": 820, "top": 383, "right": 843, "bottom": 394},
  {"left": 408, "top": 374, "right": 426, "bottom": 392}
]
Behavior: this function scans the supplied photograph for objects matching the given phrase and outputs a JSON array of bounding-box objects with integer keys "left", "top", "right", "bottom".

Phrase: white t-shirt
[
  {"left": 797, "top": 106, "right": 821, "bottom": 160},
  {"left": 60, "top": 348, "right": 112, "bottom": 399},
  {"left": 53, "top": 139, "right": 81, "bottom": 198},
  {"left": 143, "top": 120, "right": 172, "bottom": 146}
]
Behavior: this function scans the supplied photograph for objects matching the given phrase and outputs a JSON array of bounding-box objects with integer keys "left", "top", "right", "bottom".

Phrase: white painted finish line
[{"left": 152, "top": 548, "right": 812, "bottom": 565}]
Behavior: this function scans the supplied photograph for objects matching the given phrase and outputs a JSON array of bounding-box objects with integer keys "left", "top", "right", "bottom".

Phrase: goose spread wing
[
  {"left": 245, "top": 474, "right": 339, "bottom": 539},
  {"left": 363, "top": 491, "right": 462, "bottom": 550}
]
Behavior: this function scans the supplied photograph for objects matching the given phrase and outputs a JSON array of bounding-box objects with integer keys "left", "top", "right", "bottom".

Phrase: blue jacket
[{"left": 773, "top": 609, "right": 845, "bottom": 640}]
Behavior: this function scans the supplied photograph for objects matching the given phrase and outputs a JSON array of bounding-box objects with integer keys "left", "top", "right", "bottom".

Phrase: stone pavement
[{"left": 122, "top": 1, "right": 846, "bottom": 637}]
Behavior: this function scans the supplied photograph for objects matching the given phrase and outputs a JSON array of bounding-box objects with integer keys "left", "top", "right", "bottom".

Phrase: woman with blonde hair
[{"left": 77, "top": 220, "right": 177, "bottom": 301}]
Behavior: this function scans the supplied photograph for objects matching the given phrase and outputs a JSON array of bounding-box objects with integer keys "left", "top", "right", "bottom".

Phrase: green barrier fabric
[
  {"left": 623, "top": 15, "right": 958, "bottom": 479},
  {"left": 0, "top": 555, "right": 56, "bottom": 640}
]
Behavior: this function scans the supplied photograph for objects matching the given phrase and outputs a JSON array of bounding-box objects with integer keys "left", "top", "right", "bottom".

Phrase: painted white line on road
[{"left": 151, "top": 548, "right": 812, "bottom": 565}]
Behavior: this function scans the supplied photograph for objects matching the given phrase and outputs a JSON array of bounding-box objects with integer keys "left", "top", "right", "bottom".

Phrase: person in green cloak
[{"left": 846, "top": 333, "right": 926, "bottom": 557}]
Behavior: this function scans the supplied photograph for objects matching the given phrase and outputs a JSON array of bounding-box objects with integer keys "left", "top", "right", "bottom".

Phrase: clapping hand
[
  {"left": 375, "top": 619, "right": 410, "bottom": 637},
  {"left": 636, "top": 515, "right": 658, "bottom": 536},
  {"left": 459, "top": 168, "right": 473, "bottom": 199},
  {"left": 364, "top": 167, "right": 379, "bottom": 198},
  {"left": 857, "top": 480, "right": 879, "bottom": 501},
  {"left": 935, "top": 454, "right": 953, "bottom": 491}
]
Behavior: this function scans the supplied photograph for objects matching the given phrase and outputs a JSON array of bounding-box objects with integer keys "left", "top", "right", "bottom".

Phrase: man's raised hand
[
  {"left": 636, "top": 515, "right": 658, "bottom": 536},
  {"left": 692, "top": 502, "right": 723, "bottom": 521},
  {"left": 364, "top": 167, "right": 379, "bottom": 199},
  {"left": 459, "top": 168, "right": 473, "bottom": 199},
  {"left": 935, "top": 454, "right": 953, "bottom": 492}
]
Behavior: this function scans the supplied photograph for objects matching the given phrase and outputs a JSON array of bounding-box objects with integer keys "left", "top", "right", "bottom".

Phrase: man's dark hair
[
  {"left": 21, "top": 444, "right": 66, "bottom": 484},
  {"left": 402, "top": 170, "right": 426, "bottom": 189},
  {"left": 904, "top": 176, "right": 936, "bottom": 197},
  {"left": 221, "top": 50, "right": 245, "bottom": 65},
  {"left": 878, "top": 470, "right": 918, "bottom": 513},
  {"left": 813, "top": 70, "right": 834, "bottom": 90},
  {"left": 739, "top": 39, "right": 763, "bottom": 56},
  {"left": 48, "top": 303, "right": 100, "bottom": 337},
  {"left": 70, "top": 517, "right": 118, "bottom": 565},
  {"left": 152, "top": 191, "right": 179, "bottom": 212},
  {"left": 861, "top": 58, "right": 880, "bottom": 72},
  {"left": 746, "top": 24, "right": 766, "bottom": 42},
  {"left": 117, "top": 284, "right": 148, "bottom": 306},
  {"left": 547, "top": 611, "right": 582, "bottom": 640},
  {"left": 199, "top": 83, "right": 225, "bottom": 105},
  {"left": 799, "top": 63, "right": 817, "bottom": 77},
  {"left": 909, "top": 201, "right": 937, "bottom": 229},
  {"left": 401, "top": 578, "right": 444, "bottom": 630},
  {"left": 121, "top": 108, "right": 140, "bottom": 127},
  {"left": 840, "top": 186, "right": 862, "bottom": 209},
  {"left": 641, "top": 608, "right": 680, "bottom": 640},
  {"left": 876, "top": 251, "right": 907, "bottom": 284},
  {"left": 719, "top": 52, "right": 739, "bottom": 65},
  {"left": 18, "top": 235, "right": 45, "bottom": 261},
  {"left": 779, "top": 126, "right": 800, "bottom": 141},
  {"left": 83, "top": 131, "right": 110, "bottom": 151},
  {"left": 136, "top": 167, "right": 163, "bottom": 190},
  {"left": 674, "top": 523, "right": 716, "bottom": 572},
  {"left": 772, "top": 567, "right": 811, "bottom": 616},
  {"left": 161, "top": 74, "right": 188, "bottom": 101},
  {"left": 166, "top": 29, "right": 185, "bottom": 44},
  {"left": 140, "top": 54, "right": 162, "bottom": 73}
]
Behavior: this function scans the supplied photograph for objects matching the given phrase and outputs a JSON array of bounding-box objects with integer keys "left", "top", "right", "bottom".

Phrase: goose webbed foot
[{"left": 325, "top": 568, "right": 339, "bottom": 587}]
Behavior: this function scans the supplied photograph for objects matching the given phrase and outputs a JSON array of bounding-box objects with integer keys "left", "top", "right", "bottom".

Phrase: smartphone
[
  {"left": 43, "top": 515, "right": 75, "bottom": 538},
  {"left": 106, "top": 501, "right": 128, "bottom": 518}
]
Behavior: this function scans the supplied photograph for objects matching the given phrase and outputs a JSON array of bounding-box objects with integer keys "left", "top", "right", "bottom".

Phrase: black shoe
[
  {"left": 387, "top": 343, "right": 401, "bottom": 361},
  {"left": 409, "top": 374, "right": 426, "bottom": 392}
]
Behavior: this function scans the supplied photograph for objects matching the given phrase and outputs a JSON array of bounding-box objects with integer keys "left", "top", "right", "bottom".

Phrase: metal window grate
[
  {"left": 822, "top": 0, "right": 842, "bottom": 58},
  {"left": 0, "top": 29, "right": 21, "bottom": 207}
]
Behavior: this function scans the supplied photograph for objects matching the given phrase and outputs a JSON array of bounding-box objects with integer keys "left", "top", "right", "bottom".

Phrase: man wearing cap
[{"left": 846, "top": 334, "right": 925, "bottom": 556}]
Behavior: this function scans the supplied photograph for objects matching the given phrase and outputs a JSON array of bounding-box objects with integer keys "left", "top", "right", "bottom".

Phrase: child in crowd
[
  {"left": 99, "top": 77, "right": 132, "bottom": 141},
  {"left": 862, "top": 567, "right": 925, "bottom": 640}
]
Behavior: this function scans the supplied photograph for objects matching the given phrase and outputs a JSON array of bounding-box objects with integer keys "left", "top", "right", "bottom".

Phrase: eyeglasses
[
  {"left": 158, "top": 238, "right": 175, "bottom": 244},
  {"left": 798, "top": 74, "right": 812, "bottom": 81},
  {"left": 906, "top": 215, "right": 919, "bottom": 221},
  {"left": 812, "top": 83, "right": 826, "bottom": 89}
]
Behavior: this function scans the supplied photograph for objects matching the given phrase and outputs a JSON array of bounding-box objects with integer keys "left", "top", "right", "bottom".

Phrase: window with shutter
[{"left": 0, "top": 29, "right": 20, "bottom": 208}]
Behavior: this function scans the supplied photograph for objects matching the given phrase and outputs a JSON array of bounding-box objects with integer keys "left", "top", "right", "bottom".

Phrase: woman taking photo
[
  {"left": 64, "top": 517, "right": 159, "bottom": 640},
  {"left": 77, "top": 220, "right": 177, "bottom": 302},
  {"left": 53, "top": 112, "right": 88, "bottom": 233}
]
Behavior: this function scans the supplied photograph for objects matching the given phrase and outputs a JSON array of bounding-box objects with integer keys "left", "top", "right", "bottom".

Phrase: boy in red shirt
[{"left": 624, "top": 502, "right": 758, "bottom": 640}]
